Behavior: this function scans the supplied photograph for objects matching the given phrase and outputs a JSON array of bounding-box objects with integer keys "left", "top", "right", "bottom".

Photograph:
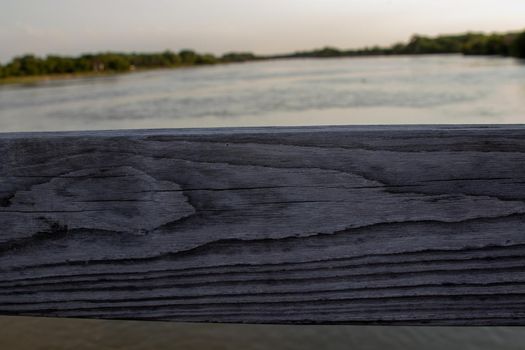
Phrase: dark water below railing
[
  {"left": 1, "top": 316, "right": 525, "bottom": 350},
  {"left": 1, "top": 55, "right": 525, "bottom": 348}
]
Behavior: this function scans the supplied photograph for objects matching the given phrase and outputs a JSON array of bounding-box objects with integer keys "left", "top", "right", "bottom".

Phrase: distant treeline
[
  {"left": 0, "top": 51, "right": 257, "bottom": 79},
  {"left": 287, "top": 31, "right": 525, "bottom": 58},
  {"left": 1, "top": 30, "right": 524, "bottom": 80}
]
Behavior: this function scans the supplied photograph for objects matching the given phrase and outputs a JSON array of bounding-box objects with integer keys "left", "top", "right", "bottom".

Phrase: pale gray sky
[{"left": 1, "top": 0, "right": 524, "bottom": 62}]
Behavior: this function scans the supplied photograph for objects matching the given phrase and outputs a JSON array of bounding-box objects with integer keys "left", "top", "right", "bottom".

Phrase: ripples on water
[
  {"left": 1, "top": 55, "right": 525, "bottom": 348},
  {"left": 1, "top": 55, "right": 524, "bottom": 132}
]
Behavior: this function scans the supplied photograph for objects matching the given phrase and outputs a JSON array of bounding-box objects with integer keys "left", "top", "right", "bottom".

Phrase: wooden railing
[{"left": 1, "top": 125, "right": 525, "bottom": 325}]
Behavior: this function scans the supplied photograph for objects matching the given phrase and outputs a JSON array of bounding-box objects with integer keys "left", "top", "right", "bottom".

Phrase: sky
[{"left": 1, "top": 0, "right": 525, "bottom": 62}]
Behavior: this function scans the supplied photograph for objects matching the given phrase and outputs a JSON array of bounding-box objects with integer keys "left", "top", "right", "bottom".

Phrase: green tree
[
  {"left": 103, "top": 54, "right": 131, "bottom": 71},
  {"left": 44, "top": 55, "right": 76, "bottom": 74},
  {"left": 6, "top": 55, "right": 45, "bottom": 76},
  {"left": 195, "top": 54, "right": 217, "bottom": 65},
  {"left": 221, "top": 52, "right": 256, "bottom": 62},
  {"left": 161, "top": 50, "right": 182, "bottom": 66},
  {"left": 314, "top": 47, "right": 342, "bottom": 57},
  {"left": 179, "top": 50, "right": 197, "bottom": 65},
  {"left": 485, "top": 35, "right": 508, "bottom": 55},
  {"left": 390, "top": 43, "right": 408, "bottom": 54},
  {"left": 511, "top": 31, "right": 525, "bottom": 58}
]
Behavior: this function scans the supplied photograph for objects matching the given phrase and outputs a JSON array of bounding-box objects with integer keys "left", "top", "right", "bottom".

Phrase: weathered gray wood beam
[{"left": 1, "top": 125, "right": 525, "bottom": 325}]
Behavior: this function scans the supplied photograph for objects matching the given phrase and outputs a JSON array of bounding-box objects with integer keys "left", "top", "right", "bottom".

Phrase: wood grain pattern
[{"left": 1, "top": 125, "right": 525, "bottom": 325}]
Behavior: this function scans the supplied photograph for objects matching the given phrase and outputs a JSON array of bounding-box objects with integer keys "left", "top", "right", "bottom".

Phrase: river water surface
[
  {"left": 1, "top": 55, "right": 525, "bottom": 349},
  {"left": 1, "top": 55, "right": 525, "bottom": 131}
]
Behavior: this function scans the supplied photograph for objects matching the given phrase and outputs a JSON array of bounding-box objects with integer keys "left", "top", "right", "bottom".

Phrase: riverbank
[
  {"left": 0, "top": 67, "right": 196, "bottom": 86},
  {"left": 0, "top": 61, "right": 259, "bottom": 86},
  {"left": 0, "top": 71, "right": 120, "bottom": 86},
  {"left": 1, "top": 29, "right": 524, "bottom": 86}
]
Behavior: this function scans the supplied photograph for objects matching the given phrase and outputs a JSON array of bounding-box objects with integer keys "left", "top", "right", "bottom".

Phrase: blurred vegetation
[
  {"left": 1, "top": 30, "right": 524, "bottom": 81},
  {"left": 511, "top": 31, "right": 525, "bottom": 58},
  {"left": 288, "top": 31, "right": 525, "bottom": 58},
  {"left": 0, "top": 50, "right": 259, "bottom": 80}
]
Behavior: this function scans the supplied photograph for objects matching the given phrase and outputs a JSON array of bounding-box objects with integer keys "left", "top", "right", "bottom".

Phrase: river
[{"left": 1, "top": 55, "right": 525, "bottom": 132}]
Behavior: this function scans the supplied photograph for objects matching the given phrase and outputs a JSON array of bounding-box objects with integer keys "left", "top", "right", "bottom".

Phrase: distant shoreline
[
  {"left": 1, "top": 29, "right": 524, "bottom": 86},
  {"left": 0, "top": 53, "right": 519, "bottom": 87},
  {"left": 0, "top": 72, "right": 117, "bottom": 85}
]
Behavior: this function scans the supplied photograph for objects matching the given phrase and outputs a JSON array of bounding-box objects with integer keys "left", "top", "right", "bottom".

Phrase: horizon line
[{"left": 2, "top": 27, "right": 525, "bottom": 64}]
